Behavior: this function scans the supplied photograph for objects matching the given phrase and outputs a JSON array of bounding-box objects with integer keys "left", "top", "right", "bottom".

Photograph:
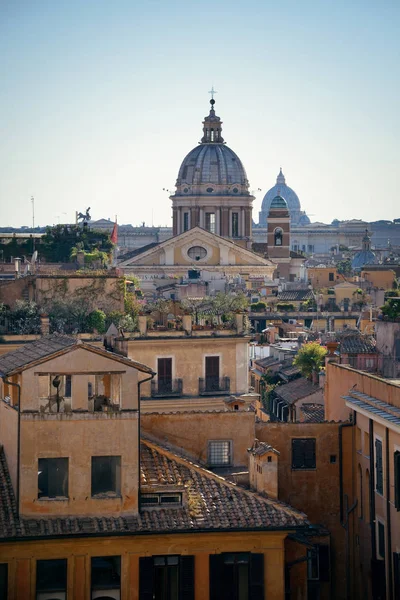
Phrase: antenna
[{"left": 31, "top": 196, "right": 35, "bottom": 251}]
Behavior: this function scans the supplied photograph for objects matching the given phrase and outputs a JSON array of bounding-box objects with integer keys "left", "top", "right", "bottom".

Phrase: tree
[
  {"left": 337, "top": 259, "right": 352, "bottom": 275},
  {"left": 293, "top": 342, "right": 327, "bottom": 379},
  {"left": 381, "top": 298, "right": 400, "bottom": 321},
  {"left": 40, "top": 224, "right": 113, "bottom": 263}
]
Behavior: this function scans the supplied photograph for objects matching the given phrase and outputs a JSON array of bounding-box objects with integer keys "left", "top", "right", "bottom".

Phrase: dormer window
[{"left": 141, "top": 492, "right": 182, "bottom": 507}]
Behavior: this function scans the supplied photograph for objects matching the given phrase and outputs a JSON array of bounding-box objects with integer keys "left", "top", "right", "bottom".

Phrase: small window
[
  {"left": 188, "top": 246, "right": 207, "bottom": 261},
  {"left": 141, "top": 493, "right": 182, "bottom": 506},
  {"left": 91, "top": 456, "right": 121, "bottom": 497},
  {"left": 330, "top": 455, "right": 337, "bottom": 464},
  {"left": 274, "top": 228, "right": 283, "bottom": 246},
  {"left": 0, "top": 564, "right": 8, "bottom": 600},
  {"left": 267, "top": 456, "right": 272, "bottom": 463},
  {"left": 91, "top": 556, "right": 121, "bottom": 599},
  {"left": 329, "top": 272, "right": 334, "bottom": 282},
  {"left": 394, "top": 451, "right": 400, "bottom": 510},
  {"left": 232, "top": 212, "right": 239, "bottom": 237},
  {"left": 38, "top": 458, "right": 68, "bottom": 498},
  {"left": 205, "top": 212, "right": 216, "bottom": 233},
  {"left": 36, "top": 559, "right": 67, "bottom": 600},
  {"left": 378, "top": 522, "right": 385, "bottom": 559},
  {"left": 307, "top": 546, "right": 330, "bottom": 582},
  {"left": 183, "top": 212, "right": 189, "bottom": 232},
  {"left": 292, "top": 438, "right": 316, "bottom": 469},
  {"left": 375, "top": 439, "right": 383, "bottom": 494},
  {"left": 208, "top": 441, "right": 231, "bottom": 467}
]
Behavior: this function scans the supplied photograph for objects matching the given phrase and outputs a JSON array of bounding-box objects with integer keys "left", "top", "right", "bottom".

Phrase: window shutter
[
  {"left": 209, "top": 555, "right": 224, "bottom": 600},
  {"left": 304, "top": 439, "right": 316, "bottom": 469},
  {"left": 394, "top": 451, "right": 400, "bottom": 510},
  {"left": 250, "top": 553, "right": 264, "bottom": 600},
  {"left": 0, "top": 564, "right": 8, "bottom": 600},
  {"left": 180, "top": 556, "right": 195, "bottom": 600},
  {"left": 139, "top": 557, "right": 154, "bottom": 600},
  {"left": 318, "top": 545, "right": 330, "bottom": 582},
  {"left": 375, "top": 440, "right": 383, "bottom": 494},
  {"left": 292, "top": 440, "right": 303, "bottom": 468}
]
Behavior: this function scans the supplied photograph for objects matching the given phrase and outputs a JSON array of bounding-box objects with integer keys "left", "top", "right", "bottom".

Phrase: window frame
[
  {"left": 208, "top": 440, "right": 232, "bottom": 467},
  {"left": 38, "top": 457, "right": 69, "bottom": 499},
  {"left": 91, "top": 555, "right": 121, "bottom": 596},
  {"left": 91, "top": 456, "right": 121, "bottom": 498},
  {"left": 36, "top": 558, "right": 67, "bottom": 598},
  {"left": 291, "top": 438, "right": 316, "bottom": 470}
]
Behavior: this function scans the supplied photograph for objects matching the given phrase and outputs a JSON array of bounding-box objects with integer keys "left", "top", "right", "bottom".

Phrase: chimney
[
  {"left": 40, "top": 314, "right": 50, "bottom": 336},
  {"left": 14, "top": 257, "right": 21, "bottom": 279},
  {"left": 113, "top": 338, "right": 128, "bottom": 357}
]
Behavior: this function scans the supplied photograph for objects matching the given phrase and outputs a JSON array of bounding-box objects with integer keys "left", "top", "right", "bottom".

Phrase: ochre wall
[
  {"left": 0, "top": 531, "right": 289, "bottom": 600},
  {"left": 141, "top": 411, "right": 255, "bottom": 467},
  {"left": 361, "top": 269, "right": 395, "bottom": 290}
]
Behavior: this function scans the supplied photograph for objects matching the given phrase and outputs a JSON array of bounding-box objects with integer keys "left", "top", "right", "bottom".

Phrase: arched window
[{"left": 274, "top": 228, "right": 283, "bottom": 246}]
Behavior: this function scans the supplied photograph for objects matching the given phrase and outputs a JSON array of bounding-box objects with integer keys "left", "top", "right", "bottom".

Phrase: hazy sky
[{"left": 1, "top": 0, "right": 399, "bottom": 228}]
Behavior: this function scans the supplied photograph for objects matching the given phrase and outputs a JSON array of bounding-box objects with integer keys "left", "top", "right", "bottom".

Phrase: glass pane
[
  {"left": 238, "top": 563, "right": 249, "bottom": 600},
  {"left": 36, "top": 559, "right": 67, "bottom": 592},
  {"left": 91, "top": 556, "right": 121, "bottom": 590}
]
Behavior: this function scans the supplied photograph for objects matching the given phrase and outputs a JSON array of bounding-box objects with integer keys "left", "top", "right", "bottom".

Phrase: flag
[{"left": 110, "top": 221, "right": 118, "bottom": 244}]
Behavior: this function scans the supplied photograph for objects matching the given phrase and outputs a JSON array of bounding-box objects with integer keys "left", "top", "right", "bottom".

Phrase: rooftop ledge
[{"left": 20, "top": 410, "right": 138, "bottom": 420}]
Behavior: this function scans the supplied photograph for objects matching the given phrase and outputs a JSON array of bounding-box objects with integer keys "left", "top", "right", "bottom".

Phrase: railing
[
  {"left": 199, "top": 376, "right": 230, "bottom": 395},
  {"left": 151, "top": 378, "right": 183, "bottom": 398}
]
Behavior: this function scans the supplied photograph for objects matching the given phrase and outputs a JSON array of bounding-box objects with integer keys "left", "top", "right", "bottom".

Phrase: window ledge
[
  {"left": 91, "top": 492, "right": 122, "bottom": 500},
  {"left": 37, "top": 496, "right": 69, "bottom": 502}
]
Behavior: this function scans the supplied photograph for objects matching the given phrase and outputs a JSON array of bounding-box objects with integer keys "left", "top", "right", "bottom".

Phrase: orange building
[{"left": 0, "top": 334, "right": 312, "bottom": 599}]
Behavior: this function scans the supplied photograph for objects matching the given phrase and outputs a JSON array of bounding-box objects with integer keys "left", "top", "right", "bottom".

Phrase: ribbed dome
[
  {"left": 176, "top": 144, "right": 248, "bottom": 188},
  {"left": 262, "top": 169, "right": 300, "bottom": 213}
]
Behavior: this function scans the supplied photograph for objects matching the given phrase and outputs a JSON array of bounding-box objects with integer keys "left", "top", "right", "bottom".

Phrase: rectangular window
[
  {"left": 292, "top": 438, "right": 316, "bottom": 469},
  {"left": 394, "top": 553, "right": 400, "bottom": 595},
  {"left": 0, "top": 564, "right": 7, "bottom": 600},
  {"left": 205, "top": 212, "right": 216, "bottom": 234},
  {"left": 139, "top": 556, "right": 194, "bottom": 600},
  {"left": 394, "top": 451, "right": 400, "bottom": 510},
  {"left": 208, "top": 441, "right": 231, "bottom": 467},
  {"left": 329, "top": 272, "right": 334, "bottom": 281},
  {"left": 232, "top": 213, "right": 239, "bottom": 237},
  {"left": 307, "top": 546, "right": 330, "bottom": 582},
  {"left": 183, "top": 212, "right": 189, "bottom": 232},
  {"left": 38, "top": 458, "right": 68, "bottom": 498},
  {"left": 158, "top": 358, "right": 173, "bottom": 394},
  {"left": 209, "top": 553, "right": 264, "bottom": 600},
  {"left": 205, "top": 356, "right": 220, "bottom": 391},
  {"left": 375, "top": 439, "right": 383, "bottom": 494},
  {"left": 91, "top": 456, "right": 121, "bottom": 497},
  {"left": 378, "top": 521, "right": 385, "bottom": 559},
  {"left": 91, "top": 556, "right": 121, "bottom": 599},
  {"left": 36, "top": 559, "right": 67, "bottom": 600}
]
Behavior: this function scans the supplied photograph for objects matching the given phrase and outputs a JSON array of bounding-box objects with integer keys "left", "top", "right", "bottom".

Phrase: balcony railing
[
  {"left": 151, "top": 378, "right": 183, "bottom": 398},
  {"left": 199, "top": 377, "right": 230, "bottom": 396}
]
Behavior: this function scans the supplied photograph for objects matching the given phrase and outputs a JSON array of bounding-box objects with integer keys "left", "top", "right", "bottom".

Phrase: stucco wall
[{"left": 141, "top": 411, "right": 255, "bottom": 467}]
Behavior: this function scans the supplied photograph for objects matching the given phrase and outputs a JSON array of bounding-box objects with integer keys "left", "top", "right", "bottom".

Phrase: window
[
  {"left": 307, "top": 546, "right": 330, "bottom": 582},
  {"left": 232, "top": 213, "right": 239, "bottom": 237},
  {"left": 330, "top": 455, "right": 337, "bottom": 464},
  {"left": 141, "top": 493, "right": 182, "bottom": 507},
  {"left": 394, "top": 451, "right": 400, "bottom": 510},
  {"left": 38, "top": 458, "right": 68, "bottom": 498},
  {"left": 187, "top": 246, "right": 207, "bottom": 261},
  {"left": 364, "top": 432, "right": 370, "bottom": 457},
  {"left": 139, "top": 555, "right": 194, "bottom": 600},
  {"left": 274, "top": 228, "right": 283, "bottom": 246},
  {"left": 208, "top": 441, "right": 231, "bottom": 467},
  {"left": 394, "top": 553, "right": 400, "bottom": 595},
  {"left": 308, "top": 245, "right": 314, "bottom": 253},
  {"left": 205, "top": 356, "right": 220, "bottom": 391},
  {"left": 183, "top": 212, "right": 189, "bottom": 232},
  {"left": 378, "top": 521, "right": 385, "bottom": 559},
  {"left": 157, "top": 358, "right": 172, "bottom": 394},
  {"left": 329, "top": 272, "right": 334, "bottom": 282},
  {"left": 91, "top": 556, "right": 121, "bottom": 600},
  {"left": 210, "top": 553, "right": 264, "bottom": 600},
  {"left": 36, "top": 559, "right": 67, "bottom": 600},
  {"left": 375, "top": 439, "right": 383, "bottom": 494},
  {"left": 0, "top": 564, "right": 7, "bottom": 600},
  {"left": 357, "top": 464, "right": 363, "bottom": 519},
  {"left": 292, "top": 439, "right": 316, "bottom": 469},
  {"left": 205, "top": 212, "right": 216, "bottom": 233},
  {"left": 356, "top": 427, "right": 362, "bottom": 453},
  {"left": 91, "top": 456, "right": 121, "bottom": 497}
]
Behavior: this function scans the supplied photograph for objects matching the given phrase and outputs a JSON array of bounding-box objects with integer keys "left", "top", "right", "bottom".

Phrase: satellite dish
[{"left": 31, "top": 250, "right": 38, "bottom": 265}]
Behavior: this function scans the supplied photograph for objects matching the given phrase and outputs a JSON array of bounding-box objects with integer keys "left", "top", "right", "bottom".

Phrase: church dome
[
  {"left": 351, "top": 229, "right": 377, "bottom": 270},
  {"left": 173, "top": 98, "right": 250, "bottom": 197},
  {"left": 262, "top": 169, "right": 300, "bottom": 214}
]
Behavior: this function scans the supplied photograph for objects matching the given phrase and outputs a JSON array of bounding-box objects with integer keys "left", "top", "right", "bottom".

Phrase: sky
[{"left": 0, "top": 0, "right": 399, "bottom": 229}]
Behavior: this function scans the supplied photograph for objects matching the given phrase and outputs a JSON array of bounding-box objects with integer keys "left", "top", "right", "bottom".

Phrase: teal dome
[{"left": 270, "top": 194, "right": 288, "bottom": 210}]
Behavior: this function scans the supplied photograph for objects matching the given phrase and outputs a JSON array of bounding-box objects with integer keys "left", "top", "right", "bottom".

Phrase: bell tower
[{"left": 267, "top": 194, "right": 290, "bottom": 260}]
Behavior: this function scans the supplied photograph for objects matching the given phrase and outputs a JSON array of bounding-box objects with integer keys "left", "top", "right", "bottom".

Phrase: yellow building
[{"left": 0, "top": 334, "right": 310, "bottom": 599}]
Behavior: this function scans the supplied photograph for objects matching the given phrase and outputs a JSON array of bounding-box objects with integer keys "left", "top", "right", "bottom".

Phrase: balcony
[
  {"left": 151, "top": 378, "right": 183, "bottom": 398},
  {"left": 199, "top": 377, "right": 230, "bottom": 396}
]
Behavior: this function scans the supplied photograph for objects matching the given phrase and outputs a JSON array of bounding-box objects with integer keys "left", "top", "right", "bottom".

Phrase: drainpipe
[
  {"left": 1, "top": 375, "right": 21, "bottom": 519},
  {"left": 386, "top": 427, "right": 393, "bottom": 600},
  {"left": 137, "top": 372, "right": 155, "bottom": 512},
  {"left": 339, "top": 417, "right": 356, "bottom": 600}
]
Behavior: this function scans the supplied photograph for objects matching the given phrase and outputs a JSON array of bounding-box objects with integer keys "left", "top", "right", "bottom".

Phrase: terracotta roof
[
  {"left": 254, "top": 357, "right": 279, "bottom": 369},
  {"left": 0, "top": 334, "right": 155, "bottom": 376},
  {"left": 339, "top": 335, "right": 376, "bottom": 354},
  {"left": 300, "top": 404, "right": 325, "bottom": 423},
  {"left": 247, "top": 440, "right": 280, "bottom": 456},
  {"left": 0, "top": 334, "right": 76, "bottom": 375},
  {"left": 275, "top": 378, "right": 320, "bottom": 405},
  {"left": 0, "top": 441, "right": 307, "bottom": 540},
  {"left": 276, "top": 290, "right": 314, "bottom": 302}
]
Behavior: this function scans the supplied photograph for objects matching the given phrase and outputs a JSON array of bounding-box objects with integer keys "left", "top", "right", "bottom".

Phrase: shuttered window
[
  {"left": 210, "top": 553, "right": 264, "bottom": 600},
  {"left": 375, "top": 439, "right": 383, "bottom": 494},
  {"left": 139, "top": 556, "right": 194, "bottom": 600},
  {"left": 0, "top": 564, "right": 7, "bottom": 600},
  {"left": 394, "top": 451, "right": 400, "bottom": 510},
  {"left": 378, "top": 522, "right": 385, "bottom": 559},
  {"left": 292, "top": 438, "right": 316, "bottom": 469}
]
